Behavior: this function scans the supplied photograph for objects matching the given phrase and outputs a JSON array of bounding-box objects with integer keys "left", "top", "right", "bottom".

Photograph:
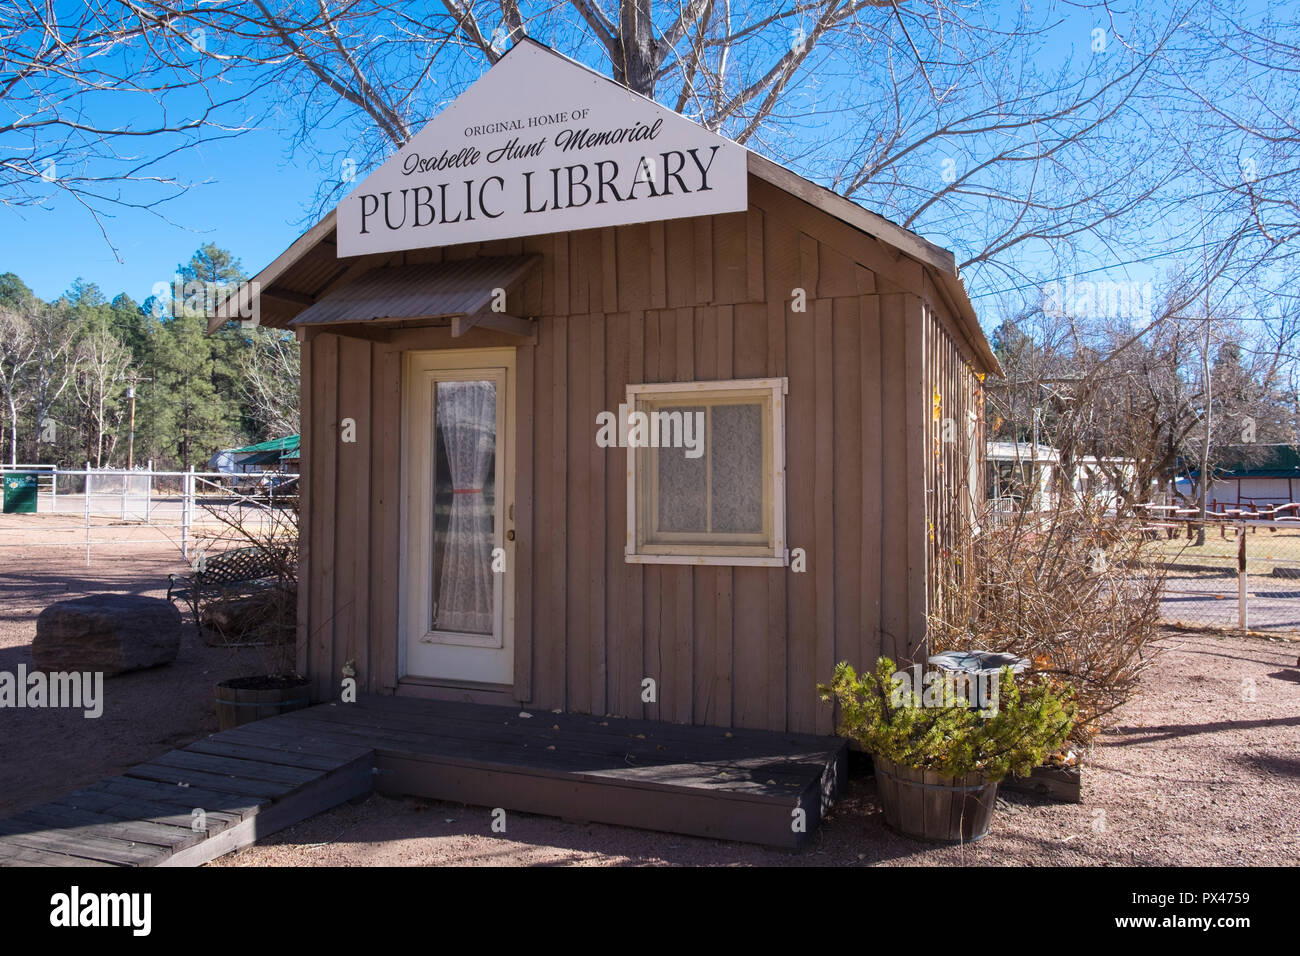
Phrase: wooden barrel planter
[
  {"left": 214, "top": 676, "right": 311, "bottom": 730},
  {"left": 872, "top": 755, "right": 999, "bottom": 843}
]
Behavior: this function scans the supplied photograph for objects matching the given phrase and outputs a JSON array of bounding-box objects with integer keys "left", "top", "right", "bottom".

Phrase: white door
[{"left": 401, "top": 349, "right": 516, "bottom": 685}]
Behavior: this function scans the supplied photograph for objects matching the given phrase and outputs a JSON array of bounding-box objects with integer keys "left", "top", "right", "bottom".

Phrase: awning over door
[{"left": 288, "top": 254, "right": 539, "bottom": 337}]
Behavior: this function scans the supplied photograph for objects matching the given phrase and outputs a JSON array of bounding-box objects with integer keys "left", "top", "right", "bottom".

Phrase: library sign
[{"left": 337, "top": 41, "right": 748, "bottom": 257}]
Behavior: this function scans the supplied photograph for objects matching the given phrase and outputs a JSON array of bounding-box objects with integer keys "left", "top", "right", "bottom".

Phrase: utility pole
[
  {"left": 1197, "top": 310, "right": 1212, "bottom": 546},
  {"left": 126, "top": 385, "right": 137, "bottom": 470}
]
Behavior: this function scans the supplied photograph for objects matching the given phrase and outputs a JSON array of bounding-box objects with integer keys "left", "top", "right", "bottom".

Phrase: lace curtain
[{"left": 433, "top": 380, "right": 496, "bottom": 634}]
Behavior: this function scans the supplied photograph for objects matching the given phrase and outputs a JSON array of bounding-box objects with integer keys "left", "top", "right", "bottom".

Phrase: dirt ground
[
  {"left": 0, "top": 514, "right": 262, "bottom": 817},
  {"left": 2, "top": 515, "right": 1298, "bottom": 865}
]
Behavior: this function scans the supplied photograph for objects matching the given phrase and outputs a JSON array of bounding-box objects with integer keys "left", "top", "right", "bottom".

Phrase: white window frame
[{"left": 625, "top": 377, "right": 788, "bottom": 567}]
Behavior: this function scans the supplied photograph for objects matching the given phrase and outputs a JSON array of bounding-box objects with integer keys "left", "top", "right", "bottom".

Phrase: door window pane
[{"left": 431, "top": 380, "right": 496, "bottom": 634}]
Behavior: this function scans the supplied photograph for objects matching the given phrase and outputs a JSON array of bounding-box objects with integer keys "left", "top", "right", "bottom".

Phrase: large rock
[{"left": 33, "top": 595, "right": 181, "bottom": 675}]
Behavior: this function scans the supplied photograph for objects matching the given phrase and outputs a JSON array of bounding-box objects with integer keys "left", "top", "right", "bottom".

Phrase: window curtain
[{"left": 433, "top": 380, "right": 495, "bottom": 634}]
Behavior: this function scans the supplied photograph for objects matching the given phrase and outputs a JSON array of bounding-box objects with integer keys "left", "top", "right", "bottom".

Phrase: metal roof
[
  {"left": 1183, "top": 444, "right": 1300, "bottom": 479},
  {"left": 986, "top": 441, "right": 1060, "bottom": 462},
  {"left": 230, "top": 434, "right": 300, "bottom": 455},
  {"left": 288, "top": 255, "right": 539, "bottom": 327}
]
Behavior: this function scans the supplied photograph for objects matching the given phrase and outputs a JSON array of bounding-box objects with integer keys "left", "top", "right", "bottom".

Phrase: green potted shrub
[{"left": 819, "top": 657, "right": 1075, "bottom": 843}]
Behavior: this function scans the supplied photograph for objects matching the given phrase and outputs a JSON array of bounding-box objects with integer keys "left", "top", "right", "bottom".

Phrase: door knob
[{"left": 506, "top": 529, "right": 515, "bottom": 541}]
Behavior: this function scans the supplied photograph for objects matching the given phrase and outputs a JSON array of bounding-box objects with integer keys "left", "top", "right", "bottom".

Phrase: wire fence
[
  {"left": 0, "top": 464, "right": 297, "bottom": 566},
  {"left": 1135, "top": 505, "right": 1300, "bottom": 635}
]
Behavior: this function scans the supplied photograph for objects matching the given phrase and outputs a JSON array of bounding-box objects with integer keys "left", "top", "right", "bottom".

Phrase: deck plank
[
  {"left": 50, "top": 789, "right": 243, "bottom": 834},
  {"left": 297, "top": 696, "right": 835, "bottom": 759},
  {"left": 89, "top": 776, "right": 271, "bottom": 820},
  {"left": 0, "top": 843, "right": 115, "bottom": 867},
  {"left": 13, "top": 805, "right": 204, "bottom": 852},
  {"left": 182, "top": 738, "right": 361, "bottom": 772},
  {"left": 123, "top": 762, "right": 301, "bottom": 799},
  {"left": 0, "top": 819, "right": 168, "bottom": 866},
  {"left": 148, "top": 749, "right": 324, "bottom": 786}
]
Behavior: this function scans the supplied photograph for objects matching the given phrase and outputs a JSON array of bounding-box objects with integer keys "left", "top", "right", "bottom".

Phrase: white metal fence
[
  {"left": 0, "top": 464, "right": 297, "bottom": 565},
  {"left": 1136, "top": 505, "right": 1300, "bottom": 635}
]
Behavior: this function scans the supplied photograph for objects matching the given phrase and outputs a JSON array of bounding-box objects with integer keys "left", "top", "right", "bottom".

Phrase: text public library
[{"left": 357, "top": 145, "right": 724, "bottom": 233}]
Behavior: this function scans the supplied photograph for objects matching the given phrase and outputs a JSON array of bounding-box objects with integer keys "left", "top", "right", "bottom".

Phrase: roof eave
[{"left": 207, "top": 209, "right": 338, "bottom": 333}]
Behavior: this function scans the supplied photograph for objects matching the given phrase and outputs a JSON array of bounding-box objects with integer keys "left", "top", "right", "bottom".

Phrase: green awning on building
[{"left": 230, "top": 434, "right": 300, "bottom": 457}]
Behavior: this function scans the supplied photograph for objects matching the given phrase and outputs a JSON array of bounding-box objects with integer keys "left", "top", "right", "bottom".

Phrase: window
[{"left": 625, "top": 378, "right": 787, "bottom": 566}]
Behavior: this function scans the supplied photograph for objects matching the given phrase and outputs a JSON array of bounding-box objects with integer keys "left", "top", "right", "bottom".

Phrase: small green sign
[{"left": 3, "top": 473, "right": 38, "bottom": 514}]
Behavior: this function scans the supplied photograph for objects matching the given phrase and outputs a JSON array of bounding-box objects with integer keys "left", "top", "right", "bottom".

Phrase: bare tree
[
  {"left": 239, "top": 327, "right": 301, "bottom": 437},
  {"left": 103, "top": 0, "right": 1208, "bottom": 285},
  {"left": 0, "top": 0, "right": 253, "bottom": 250},
  {"left": 71, "top": 325, "right": 133, "bottom": 467},
  {"left": 23, "top": 302, "right": 77, "bottom": 462},
  {"left": 0, "top": 307, "right": 37, "bottom": 465}
]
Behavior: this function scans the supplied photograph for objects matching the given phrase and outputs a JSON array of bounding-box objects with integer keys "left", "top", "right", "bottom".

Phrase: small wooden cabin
[{"left": 219, "top": 40, "right": 999, "bottom": 738}]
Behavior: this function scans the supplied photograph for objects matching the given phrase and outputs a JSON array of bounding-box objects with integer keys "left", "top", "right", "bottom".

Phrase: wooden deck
[{"left": 0, "top": 696, "right": 847, "bottom": 865}]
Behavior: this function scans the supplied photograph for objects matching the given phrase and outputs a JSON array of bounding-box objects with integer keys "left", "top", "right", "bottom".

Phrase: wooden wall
[
  {"left": 921, "top": 284, "right": 986, "bottom": 624},
  {"left": 297, "top": 172, "right": 990, "bottom": 735}
]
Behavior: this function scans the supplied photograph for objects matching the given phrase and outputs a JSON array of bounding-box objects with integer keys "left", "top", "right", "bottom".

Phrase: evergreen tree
[
  {"left": 149, "top": 310, "right": 235, "bottom": 470},
  {"left": 1, "top": 243, "right": 288, "bottom": 468}
]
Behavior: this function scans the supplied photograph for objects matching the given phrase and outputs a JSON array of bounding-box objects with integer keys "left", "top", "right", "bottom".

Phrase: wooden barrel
[
  {"left": 214, "top": 676, "right": 311, "bottom": 730},
  {"left": 872, "top": 755, "right": 999, "bottom": 843}
]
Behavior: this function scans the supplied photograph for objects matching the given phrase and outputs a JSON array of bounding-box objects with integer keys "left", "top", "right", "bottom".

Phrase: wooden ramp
[
  {"left": 0, "top": 725, "right": 374, "bottom": 867},
  {"left": 0, "top": 696, "right": 846, "bottom": 865}
]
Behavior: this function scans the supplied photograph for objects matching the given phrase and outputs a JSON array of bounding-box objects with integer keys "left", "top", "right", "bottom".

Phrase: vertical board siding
[
  {"left": 298, "top": 194, "right": 984, "bottom": 734},
  {"left": 373, "top": 347, "right": 402, "bottom": 693},
  {"left": 513, "top": 344, "right": 535, "bottom": 702},
  {"left": 782, "top": 291, "right": 817, "bottom": 732},
  {"left": 831, "top": 295, "right": 863, "bottom": 722},
  {"left": 309, "top": 333, "right": 339, "bottom": 704},
  {"left": 878, "top": 294, "right": 910, "bottom": 664},
  {"left": 923, "top": 303, "right": 982, "bottom": 627},
  {"left": 544, "top": 314, "right": 569, "bottom": 709},
  {"left": 903, "top": 293, "right": 929, "bottom": 658},
  {"left": 338, "top": 334, "right": 372, "bottom": 699},
  {"left": 858, "top": 295, "right": 884, "bottom": 673},
  {"left": 587, "top": 316, "right": 608, "bottom": 716},
  {"left": 565, "top": 314, "right": 592, "bottom": 713},
  {"left": 692, "top": 306, "right": 719, "bottom": 726},
  {"left": 296, "top": 333, "right": 313, "bottom": 679}
]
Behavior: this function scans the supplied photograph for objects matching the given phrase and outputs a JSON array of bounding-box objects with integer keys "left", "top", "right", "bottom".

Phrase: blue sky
[{"left": 3, "top": 123, "right": 321, "bottom": 303}]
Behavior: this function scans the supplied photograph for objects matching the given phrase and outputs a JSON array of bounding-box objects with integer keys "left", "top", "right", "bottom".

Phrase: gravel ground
[
  {"left": 1, "top": 516, "right": 1296, "bottom": 866},
  {"left": 0, "top": 514, "right": 262, "bottom": 817},
  {"left": 212, "top": 629, "right": 1300, "bottom": 867}
]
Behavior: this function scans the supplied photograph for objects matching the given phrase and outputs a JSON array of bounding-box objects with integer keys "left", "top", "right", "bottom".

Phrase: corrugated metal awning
[{"left": 288, "top": 255, "right": 538, "bottom": 327}]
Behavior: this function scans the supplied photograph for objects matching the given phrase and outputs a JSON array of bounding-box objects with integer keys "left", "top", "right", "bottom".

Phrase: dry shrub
[
  {"left": 929, "top": 493, "right": 1165, "bottom": 746},
  {"left": 192, "top": 486, "right": 299, "bottom": 677}
]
